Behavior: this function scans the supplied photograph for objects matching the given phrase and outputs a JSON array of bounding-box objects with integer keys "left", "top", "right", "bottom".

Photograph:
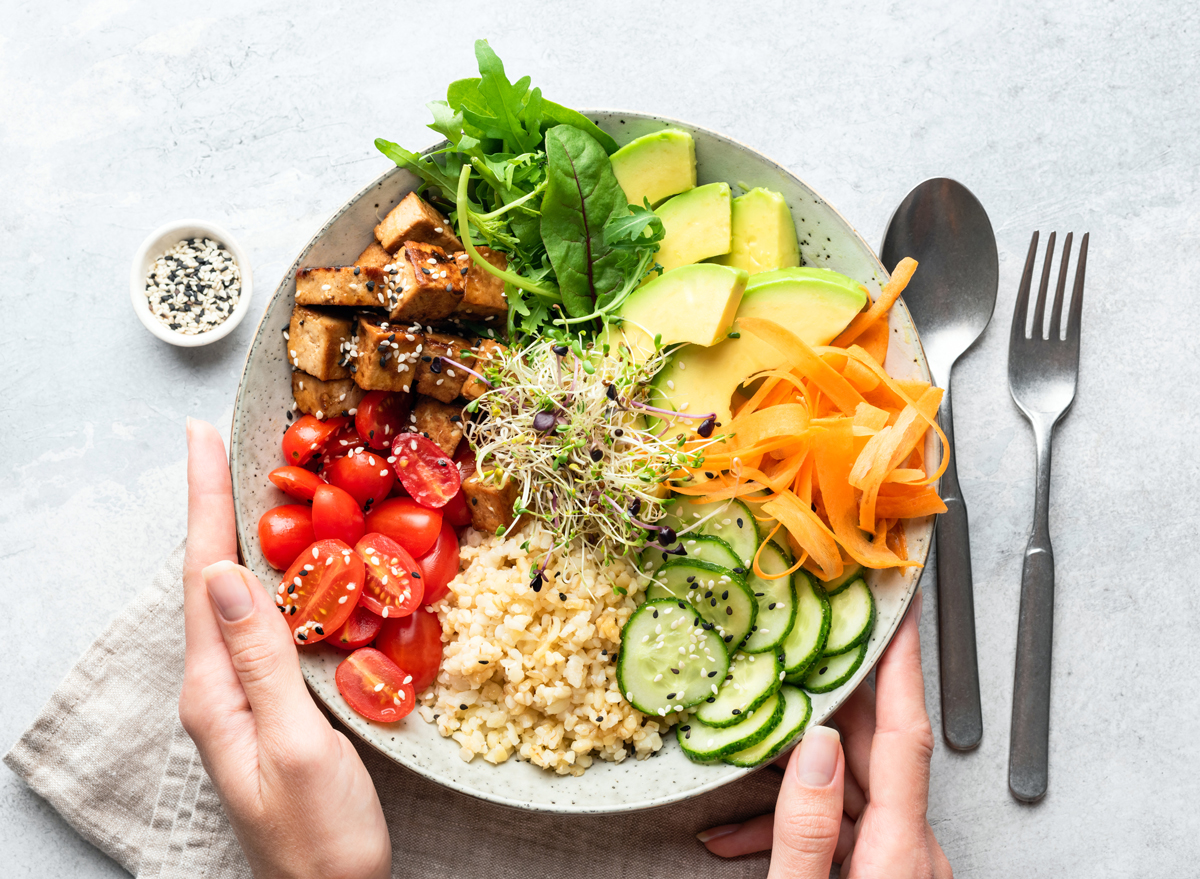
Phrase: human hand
[
  {"left": 697, "top": 591, "right": 951, "bottom": 878},
  {"left": 178, "top": 418, "right": 391, "bottom": 879}
]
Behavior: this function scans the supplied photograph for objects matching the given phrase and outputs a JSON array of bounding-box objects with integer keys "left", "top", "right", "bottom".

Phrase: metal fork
[{"left": 1007, "top": 230, "right": 1089, "bottom": 803}]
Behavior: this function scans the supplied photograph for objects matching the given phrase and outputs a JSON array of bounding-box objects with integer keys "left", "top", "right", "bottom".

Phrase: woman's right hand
[{"left": 698, "top": 591, "right": 952, "bottom": 878}]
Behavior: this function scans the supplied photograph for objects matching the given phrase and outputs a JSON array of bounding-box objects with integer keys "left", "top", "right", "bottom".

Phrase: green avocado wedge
[
  {"left": 712, "top": 187, "right": 800, "bottom": 274},
  {"left": 613, "top": 263, "right": 747, "bottom": 361},
  {"left": 653, "top": 182, "right": 733, "bottom": 273},
  {"left": 610, "top": 129, "right": 696, "bottom": 207}
]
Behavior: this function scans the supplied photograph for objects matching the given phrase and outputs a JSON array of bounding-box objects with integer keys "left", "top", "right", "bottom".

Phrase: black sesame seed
[
  {"left": 314, "top": 625, "right": 324, "bottom": 635},
  {"left": 768, "top": 602, "right": 777, "bottom": 610},
  {"left": 653, "top": 610, "right": 659, "bottom": 618},
  {"left": 666, "top": 692, "right": 676, "bottom": 699},
  {"left": 721, "top": 590, "right": 729, "bottom": 600},
  {"left": 724, "top": 635, "right": 733, "bottom": 643},
  {"left": 460, "top": 267, "right": 469, "bottom": 276},
  {"left": 707, "top": 671, "right": 717, "bottom": 677},
  {"left": 297, "top": 632, "right": 307, "bottom": 641},
  {"left": 460, "top": 704, "right": 468, "bottom": 710},
  {"left": 732, "top": 708, "right": 741, "bottom": 716},
  {"left": 353, "top": 266, "right": 361, "bottom": 275},
  {"left": 366, "top": 280, "right": 376, "bottom": 291},
  {"left": 737, "top": 518, "right": 744, "bottom": 528},
  {"left": 670, "top": 668, "right": 679, "bottom": 674},
  {"left": 289, "top": 606, "right": 297, "bottom": 615},
  {"left": 706, "top": 696, "right": 716, "bottom": 703},
  {"left": 287, "top": 585, "right": 296, "bottom": 593},
  {"left": 429, "top": 357, "right": 443, "bottom": 374},
  {"left": 559, "top": 592, "right": 567, "bottom": 601}
]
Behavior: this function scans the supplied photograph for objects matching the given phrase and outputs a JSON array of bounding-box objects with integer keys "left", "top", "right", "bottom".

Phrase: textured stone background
[{"left": 2, "top": 0, "right": 1198, "bottom": 875}]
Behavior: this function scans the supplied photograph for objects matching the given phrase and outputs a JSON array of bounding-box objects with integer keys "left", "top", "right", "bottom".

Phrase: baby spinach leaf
[
  {"left": 540, "top": 124, "right": 627, "bottom": 319},
  {"left": 540, "top": 102, "right": 619, "bottom": 155}
]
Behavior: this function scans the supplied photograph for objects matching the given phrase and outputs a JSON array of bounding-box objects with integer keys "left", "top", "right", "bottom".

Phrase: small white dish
[{"left": 130, "top": 219, "right": 253, "bottom": 347}]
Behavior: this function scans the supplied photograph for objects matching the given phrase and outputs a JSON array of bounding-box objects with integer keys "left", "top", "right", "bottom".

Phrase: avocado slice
[
  {"left": 610, "top": 129, "right": 696, "bottom": 207},
  {"left": 649, "top": 269, "right": 868, "bottom": 436},
  {"left": 713, "top": 188, "right": 801, "bottom": 275},
  {"left": 614, "top": 263, "right": 748, "bottom": 361},
  {"left": 653, "top": 182, "right": 733, "bottom": 274}
]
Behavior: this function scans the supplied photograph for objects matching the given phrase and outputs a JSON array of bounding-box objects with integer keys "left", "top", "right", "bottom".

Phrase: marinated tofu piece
[
  {"left": 388, "top": 242, "right": 465, "bottom": 323},
  {"left": 375, "top": 191, "right": 463, "bottom": 253},
  {"left": 292, "top": 371, "right": 366, "bottom": 419},
  {"left": 462, "top": 471, "right": 519, "bottom": 534},
  {"left": 411, "top": 397, "right": 465, "bottom": 456},
  {"left": 355, "top": 241, "right": 393, "bottom": 271},
  {"left": 296, "top": 266, "right": 388, "bottom": 309},
  {"left": 453, "top": 248, "right": 509, "bottom": 319},
  {"left": 286, "top": 305, "right": 356, "bottom": 381},
  {"left": 353, "top": 317, "right": 424, "bottom": 393},
  {"left": 460, "top": 339, "right": 506, "bottom": 401},
  {"left": 415, "top": 331, "right": 475, "bottom": 402}
]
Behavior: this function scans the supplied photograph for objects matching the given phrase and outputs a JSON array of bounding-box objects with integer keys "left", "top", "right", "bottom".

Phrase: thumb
[
  {"left": 767, "top": 725, "right": 845, "bottom": 879},
  {"left": 203, "top": 561, "right": 323, "bottom": 740}
]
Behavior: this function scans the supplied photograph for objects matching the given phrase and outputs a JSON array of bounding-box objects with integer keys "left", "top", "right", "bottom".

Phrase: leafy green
[
  {"left": 375, "top": 39, "right": 638, "bottom": 341},
  {"left": 540, "top": 124, "right": 628, "bottom": 319}
]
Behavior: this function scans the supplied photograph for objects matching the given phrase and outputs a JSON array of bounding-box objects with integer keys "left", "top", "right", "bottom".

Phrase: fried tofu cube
[
  {"left": 292, "top": 371, "right": 366, "bottom": 419},
  {"left": 286, "top": 305, "right": 355, "bottom": 381},
  {"left": 460, "top": 339, "right": 506, "bottom": 401},
  {"left": 355, "top": 241, "right": 393, "bottom": 271},
  {"left": 375, "top": 191, "right": 463, "bottom": 253},
  {"left": 411, "top": 397, "right": 465, "bottom": 456},
  {"left": 462, "top": 471, "right": 519, "bottom": 534},
  {"left": 453, "top": 248, "right": 509, "bottom": 319},
  {"left": 387, "top": 242, "right": 464, "bottom": 323},
  {"left": 296, "top": 266, "right": 388, "bottom": 309},
  {"left": 353, "top": 317, "right": 424, "bottom": 392},
  {"left": 415, "top": 331, "right": 475, "bottom": 402}
]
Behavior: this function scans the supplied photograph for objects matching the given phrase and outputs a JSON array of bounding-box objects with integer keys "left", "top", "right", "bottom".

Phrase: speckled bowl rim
[{"left": 231, "top": 109, "right": 934, "bottom": 814}]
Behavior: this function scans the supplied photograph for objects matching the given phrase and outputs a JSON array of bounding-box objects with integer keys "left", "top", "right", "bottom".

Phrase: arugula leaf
[
  {"left": 540, "top": 124, "right": 627, "bottom": 319},
  {"left": 374, "top": 138, "right": 462, "bottom": 194},
  {"left": 469, "top": 40, "right": 540, "bottom": 153},
  {"left": 604, "top": 198, "right": 665, "bottom": 251}
]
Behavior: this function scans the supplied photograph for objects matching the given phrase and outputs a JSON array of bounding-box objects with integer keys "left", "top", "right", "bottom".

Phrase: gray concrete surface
[{"left": 2, "top": 1, "right": 1198, "bottom": 875}]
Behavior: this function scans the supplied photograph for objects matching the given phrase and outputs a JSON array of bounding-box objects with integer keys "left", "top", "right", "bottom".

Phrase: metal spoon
[{"left": 881, "top": 178, "right": 998, "bottom": 751}]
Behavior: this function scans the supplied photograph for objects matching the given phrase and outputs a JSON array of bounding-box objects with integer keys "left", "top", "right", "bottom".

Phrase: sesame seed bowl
[
  {"left": 130, "top": 219, "right": 253, "bottom": 347},
  {"left": 230, "top": 111, "right": 935, "bottom": 814}
]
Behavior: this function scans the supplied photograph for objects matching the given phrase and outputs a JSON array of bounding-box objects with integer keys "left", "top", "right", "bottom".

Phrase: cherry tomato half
[
  {"left": 356, "top": 390, "right": 412, "bottom": 450},
  {"left": 391, "top": 434, "right": 461, "bottom": 508},
  {"left": 376, "top": 607, "right": 442, "bottom": 692},
  {"left": 312, "top": 484, "right": 366, "bottom": 546},
  {"left": 363, "top": 497, "right": 442, "bottom": 557},
  {"left": 282, "top": 415, "right": 341, "bottom": 466},
  {"left": 335, "top": 647, "right": 416, "bottom": 723},
  {"left": 417, "top": 521, "right": 460, "bottom": 605},
  {"left": 276, "top": 539, "right": 364, "bottom": 643},
  {"left": 354, "top": 533, "right": 424, "bottom": 618},
  {"left": 328, "top": 605, "right": 383, "bottom": 650},
  {"left": 268, "top": 466, "right": 326, "bottom": 502},
  {"left": 258, "top": 504, "right": 315, "bottom": 570},
  {"left": 325, "top": 450, "right": 394, "bottom": 510}
]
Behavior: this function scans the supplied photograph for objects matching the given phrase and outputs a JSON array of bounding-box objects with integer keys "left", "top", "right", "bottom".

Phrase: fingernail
[
  {"left": 205, "top": 563, "right": 254, "bottom": 622},
  {"left": 796, "top": 725, "right": 841, "bottom": 787},
  {"left": 696, "top": 823, "right": 741, "bottom": 843}
]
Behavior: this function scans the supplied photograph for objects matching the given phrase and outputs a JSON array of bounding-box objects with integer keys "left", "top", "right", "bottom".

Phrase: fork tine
[
  {"left": 1011, "top": 231, "right": 1040, "bottom": 345},
  {"left": 1031, "top": 231, "right": 1056, "bottom": 339},
  {"left": 1066, "top": 232, "right": 1088, "bottom": 344},
  {"left": 1049, "top": 232, "right": 1073, "bottom": 340}
]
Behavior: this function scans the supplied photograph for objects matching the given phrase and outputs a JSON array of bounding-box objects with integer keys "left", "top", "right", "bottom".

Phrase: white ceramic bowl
[
  {"left": 130, "top": 219, "right": 253, "bottom": 347},
  {"left": 231, "top": 111, "right": 935, "bottom": 814}
]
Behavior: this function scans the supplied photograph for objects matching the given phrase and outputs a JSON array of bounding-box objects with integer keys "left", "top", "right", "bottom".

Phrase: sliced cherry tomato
[
  {"left": 454, "top": 443, "right": 477, "bottom": 479},
  {"left": 312, "top": 484, "right": 366, "bottom": 545},
  {"left": 258, "top": 504, "right": 315, "bottom": 570},
  {"left": 441, "top": 488, "right": 472, "bottom": 528},
  {"left": 282, "top": 415, "right": 341, "bottom": 466},
  {"left": 328, "top": 605, "right": 383, "bottom": 650},
  {"left": 275, "top": 539, "right": 364, "bottom": 643},
  {"left": 268, "top": 466, "right": 326, "bottom": 502},
  {"left": 376, "top": 608, "right": 442, "bottom": 692},
  {"left": 363, "top": 497, "right": 442, "bottom": 557},
  {"left": 356, "top": 390, "right": 412, "bottom": 450},
  {"left": 335, "top": 647, "right": 416, "bottom": 722},
  {"left": 417, "top": 521, "right": 460, "bottom": 605},
  {"left": 391, "top": 434, "right": 461, "bottom": 508},
  {"left": 354, "top": 533, "right": 424, "bottom": 618},
  {"left": 325, "top": 450, "right": 394, "bottom": 510}
]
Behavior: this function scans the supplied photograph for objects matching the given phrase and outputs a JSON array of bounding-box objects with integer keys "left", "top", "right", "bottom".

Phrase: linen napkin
[{"left": 5, "top": 542, "right": 781, "bottom": 878}]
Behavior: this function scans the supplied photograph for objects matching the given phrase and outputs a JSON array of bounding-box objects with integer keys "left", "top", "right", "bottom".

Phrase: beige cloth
[{"left": 5, "top": 542, "right": 781, "bottom": 878}]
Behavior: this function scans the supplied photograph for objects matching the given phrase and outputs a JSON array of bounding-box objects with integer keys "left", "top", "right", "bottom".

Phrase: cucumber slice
[
  {"left": 694, "top": 651, "right": 783, "bottom": 727},
  {"left": 661, "top": 498, "right": 759, "bottom": 567},
  {"left": 724, "top": 685, "right": 813, "bottom": 767},
  {"left": 617, "top": 599, "right": 730, "bottom": 717},
  {"left": 820, "top": 561, "right": 864, "bottom": 596},
  {"left": 646, "top": 560, "right": 757, "bottom": 650},
  {"left": 824, "top": 578, "right": 875, "bottom": 656},
  {"left": 802, "top": 641, "right": 867, "bottom": 694},
  {"left": 780, "top": 569, "right": 831, "bottom": 676},
  {"left": 677, "top": 691, "right": 783, "bottom": 761},
  {"left": 741, "top": 541, "right": 797, "bottom": 653},
  {"left": 640, "top": 534, "right": 740, "bottom": 577}
]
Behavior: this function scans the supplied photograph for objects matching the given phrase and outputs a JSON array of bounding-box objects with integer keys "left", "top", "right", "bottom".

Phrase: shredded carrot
[
  {"left": 855, "top": 316, "right": 890, "bottom": 366},
  {"left": 761, "top": 493, "right": 843, "bottom": 581},
  {"left": 833, "top": 257, "right": 917, "bottom": 348},
  {"left": 752, "top": 522, "right": 807, "bottom": 580},
  {"left": 740, "top": 318, "right": 866, "bottom": 413}
]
